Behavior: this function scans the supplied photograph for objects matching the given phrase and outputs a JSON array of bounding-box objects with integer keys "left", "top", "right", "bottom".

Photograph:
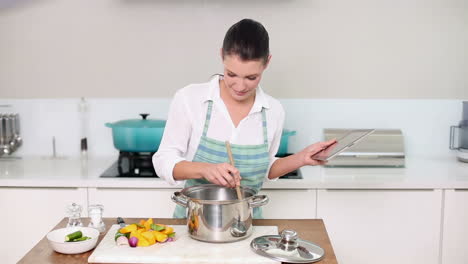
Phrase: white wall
[
  {"left": 0, "top": 98, "right": 464, "bottom": 160},
  {"left": 0, "top": 0, "right": 467, "bottom": 99}
]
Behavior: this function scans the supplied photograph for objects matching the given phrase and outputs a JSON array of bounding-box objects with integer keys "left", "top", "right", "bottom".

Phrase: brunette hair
[{"left": 222, "top": 18, "right": 270, "bottom": 64}]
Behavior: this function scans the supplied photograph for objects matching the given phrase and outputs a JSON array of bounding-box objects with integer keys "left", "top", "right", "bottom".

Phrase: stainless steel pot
[{"left": 171, "top": 184, "right": 269, "bottom": 243}]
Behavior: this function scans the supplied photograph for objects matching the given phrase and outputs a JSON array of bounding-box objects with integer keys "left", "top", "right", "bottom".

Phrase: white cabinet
[
  {"left": 441, "top": 189, "right": 468, "bottom": 264},
  {"left": 259, "top": 189, "right": 316, "bottom": 219},
  {"left": 0, "top": 187, "right": 87, "bottom": 264},
  {"left": 88, "top": 188, "right": 179, "bottom": 218},
  {"left": 317, "top": 189, "right": 442, "bottom": 264}
]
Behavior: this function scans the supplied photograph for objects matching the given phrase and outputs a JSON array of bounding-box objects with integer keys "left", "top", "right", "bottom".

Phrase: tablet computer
[{"left": 311, "top": 129, "right": 376, "bottom": 161}]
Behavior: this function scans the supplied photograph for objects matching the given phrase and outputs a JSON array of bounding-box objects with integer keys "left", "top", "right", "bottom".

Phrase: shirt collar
[{"left": 205, "top": 75, "right": 270, "bottom": 113}]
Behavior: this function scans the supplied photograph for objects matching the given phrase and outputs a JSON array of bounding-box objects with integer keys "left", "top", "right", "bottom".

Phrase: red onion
[{"left": 129, "top": 236, "right": 138, "bottom": 247}]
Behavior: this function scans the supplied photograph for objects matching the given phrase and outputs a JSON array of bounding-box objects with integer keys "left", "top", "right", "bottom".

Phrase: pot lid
[
  {"left": 250, "top": 229, "right": 325, "bottom": 263},
  {"left": 107, "top": 114, "right": 166, "bottom": 128}
]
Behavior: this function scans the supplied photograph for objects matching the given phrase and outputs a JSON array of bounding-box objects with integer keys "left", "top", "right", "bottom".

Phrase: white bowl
[{"left": 46, "top": 227, "right": 100, "bottom": 254}]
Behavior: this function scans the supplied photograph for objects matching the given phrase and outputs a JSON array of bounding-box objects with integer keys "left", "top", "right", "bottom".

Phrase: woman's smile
[{"left": 234, "top": 90, "right": 248, "bottom": 96}]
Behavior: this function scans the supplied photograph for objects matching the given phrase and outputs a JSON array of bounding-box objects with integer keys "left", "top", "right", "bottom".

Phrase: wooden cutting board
[{"left": 88, "top": 225, "right": 279, "bottom": 264}]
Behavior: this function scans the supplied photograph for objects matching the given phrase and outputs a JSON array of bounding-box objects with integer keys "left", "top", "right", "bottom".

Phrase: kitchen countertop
[
  {"left": 0, "top": 155, "right": 467, "bottom": 189},
  {"left": 18, "top": 217, "right": 338, "bottom": 264}
]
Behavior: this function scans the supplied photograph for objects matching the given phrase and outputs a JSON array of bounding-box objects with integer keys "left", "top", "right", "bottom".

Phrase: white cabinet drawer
[
  {"left": 259, "top": 189, "right": 316, "bottom": 219},
  {"left": 317, "top": 189, "right": 442, "bottom": 264}
]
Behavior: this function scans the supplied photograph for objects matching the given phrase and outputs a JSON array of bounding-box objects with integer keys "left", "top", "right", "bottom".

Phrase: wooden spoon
[
  {"left": 225, "top": 141, "right": 243, "bottom": 200},
  {"left": 225, "top": 141, "right": 247, "bottom": 237}
]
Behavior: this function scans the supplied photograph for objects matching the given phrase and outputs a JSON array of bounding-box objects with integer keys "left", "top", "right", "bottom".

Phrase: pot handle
[
  {"left": 249, "top": 194, "right": 269, "bottom": 208},
  {"left": 171, "top": 191, "right": 188, "bottom": 207}
]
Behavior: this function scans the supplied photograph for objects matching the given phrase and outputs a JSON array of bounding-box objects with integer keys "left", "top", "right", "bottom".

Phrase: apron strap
[
  {"left": 261, "top": 107, "right": 268, "bottom": 145},
  {"left": 202, "top": 101, "right": 214, "bottom": 137}
]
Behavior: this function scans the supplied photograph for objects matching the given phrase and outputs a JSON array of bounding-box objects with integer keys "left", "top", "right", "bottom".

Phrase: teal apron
[{"left": 173, "top": 100, "right": 270, "bottom": 219}]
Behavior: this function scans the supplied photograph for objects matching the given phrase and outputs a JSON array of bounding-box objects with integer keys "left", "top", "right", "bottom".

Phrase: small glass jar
[
  {"left": 88, "top": 204, "right": 105, "bottom": 232},
  {"left": 66, "top": 203, "right": 83, "bottom": 228}
]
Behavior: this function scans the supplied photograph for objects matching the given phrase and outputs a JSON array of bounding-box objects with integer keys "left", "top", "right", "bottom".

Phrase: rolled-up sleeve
[
  {"left": 265, "top": 104, "right": 285, "bottom": 181},
  {"left": 152, "top": 89, "right": 191, "bottom": 186}
]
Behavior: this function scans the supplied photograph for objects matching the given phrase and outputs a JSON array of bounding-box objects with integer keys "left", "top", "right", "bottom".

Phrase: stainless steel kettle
[{"left": 450, "top": 101, "right": 468, "bottom": 162}]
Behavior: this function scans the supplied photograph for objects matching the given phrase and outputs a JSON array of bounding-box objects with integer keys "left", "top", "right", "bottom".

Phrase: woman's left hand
[{"left": 297, "top": 139, "right": 337, "bottom": 166}]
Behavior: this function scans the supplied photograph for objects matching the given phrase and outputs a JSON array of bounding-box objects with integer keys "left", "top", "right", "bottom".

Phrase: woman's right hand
[{"left": 201, "top": 163, "right": 241, "bottom": 188}]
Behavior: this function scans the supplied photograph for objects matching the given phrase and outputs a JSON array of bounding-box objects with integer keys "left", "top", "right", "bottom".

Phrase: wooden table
[{"left": 19, "top": 218, "right": 338, "bottom": 264}]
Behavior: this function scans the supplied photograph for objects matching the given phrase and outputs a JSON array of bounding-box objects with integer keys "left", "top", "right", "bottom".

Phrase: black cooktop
[
  {"left": 278, "top": 168, "right": 302, "bottom": 179},
  {"left": 100, "top": 152, "right": 159, "bottom": 178},
  {"left": 100, "top": 152, "right": 302, "bottom": 179}
]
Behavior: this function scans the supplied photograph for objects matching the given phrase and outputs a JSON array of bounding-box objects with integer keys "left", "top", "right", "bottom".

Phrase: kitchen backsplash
[{"left": 0, "top": 98, "right": 463, "bottom": 159}]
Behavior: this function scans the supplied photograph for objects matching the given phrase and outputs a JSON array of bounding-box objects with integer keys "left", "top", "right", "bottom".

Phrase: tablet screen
[{"left": 312, "top": 129, "right": 375, "bottom": 161}]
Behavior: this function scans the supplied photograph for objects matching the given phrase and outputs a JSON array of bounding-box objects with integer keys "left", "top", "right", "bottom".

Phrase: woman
[{"left": 152, "top": 18, "right": 336, "bottom": 218}]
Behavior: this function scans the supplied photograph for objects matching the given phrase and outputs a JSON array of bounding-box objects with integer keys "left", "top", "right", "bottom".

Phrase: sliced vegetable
[
  {"left": 65, "top": 231, "right": 83, "bottom": 242},
  {"left": 72, "top": 236, "right": 91, "bottom": 242},
  {"left": 115, "top": 219, "right": 175, "bottom": 247},
  {"left": 115, "top": 231, "right": 127, "bottom": 241},
  {"left": 151, "top": 224, "right": 165, "bottom": 231},
  {"left": 152, "top": 231, "right": 168, "bottom": 243},
  {"left": 137, "top": 236, "right": 151, "bottom": 247},
  {"left": 119, "top": 224, "right": 137, "bottom": 234},
  {"left": 116, "top": 236, "right": 129, "bottom": 246},
  {"left": 130, "top": 230, "right": 140, "bottom": 240},
  {"left": 141, "top": 231, "right": 156, "bottom": 245},
  {"left": 129, "top": 237, "right": 138, "bottom": 247},
  {"left": 161, "top": 226, "right": 174, "bottom": 235},
  {"left": 143, "top": 218, "right": 153, "bottom": 231},
  {"left": 166, "top": 237, "right": 175, "bottom": 242}
]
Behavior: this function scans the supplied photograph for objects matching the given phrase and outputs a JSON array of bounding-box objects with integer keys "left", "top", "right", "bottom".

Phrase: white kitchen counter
[{"left": 0, "top": 155, "right": 467, "bottom": 189}]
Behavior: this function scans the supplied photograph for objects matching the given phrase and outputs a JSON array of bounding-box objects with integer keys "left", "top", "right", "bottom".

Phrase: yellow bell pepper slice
[
  {"left": 144, "top": 218, "right": 153, "bottom": 231},
  {"left": 137, "top": 236, "right": 151, "bottom": 247},
  {"left": 130, "top": 230, "right": 151, "bottom": 247},
  {"left": 152, "top": 231, "right": 168, "bottom": 242},
  {"left": 142, "top": 231, "right": 156, "bottom": 245},
  {"left": 119, "top": 224, "right": 137, "bottom": 234},
  {"left": 130, "top": 230, "right": 140, "bottom": 239},
  {"left": 161, "top": 226, "right": 174, "bottom": 235}
]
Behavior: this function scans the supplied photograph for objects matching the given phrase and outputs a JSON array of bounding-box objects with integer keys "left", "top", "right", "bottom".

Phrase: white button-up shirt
[{"left": 152, "top": 75, "right": 285, "bottom": 185}]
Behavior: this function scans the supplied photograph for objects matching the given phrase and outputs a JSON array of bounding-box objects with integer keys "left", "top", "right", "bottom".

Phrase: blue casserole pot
[
  {"left": 105, "top": 114, "right": 166, "bottom": 152},
  {"left": 276, "top": 129, "right": 297, "bottom": 156}
]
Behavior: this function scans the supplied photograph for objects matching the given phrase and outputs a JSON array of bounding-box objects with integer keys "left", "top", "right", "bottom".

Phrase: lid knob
[
  {"left": 140, "top": 113, "right": 149, "bottom": 120},
  {"left": 279, "top": 229, "right": 299, "bottom": 251}
]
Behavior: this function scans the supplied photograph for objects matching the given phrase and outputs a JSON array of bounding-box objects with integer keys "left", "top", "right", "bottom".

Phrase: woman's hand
[
  {"left": 297, "top": 139, "right": 337, "bottom": 166},
  {"left": 201, "top": 163, "right": 241, "bottom": 188}
]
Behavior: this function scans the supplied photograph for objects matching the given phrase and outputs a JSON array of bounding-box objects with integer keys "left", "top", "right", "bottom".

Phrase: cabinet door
[
  {"left": 88, "top": 188, "right": 179, "bottom": 218},
  {"left": 0, "top": 187, "right": 87, "bottom": 264},
  {"left": 441, "top": 189, "right": 468, "bottom": 264},
  {"left": 259, "top": 189, "right": 316, "bottom": 219},
  {"left": 317, "top": 189, "right": 442, "bottom": 264}
]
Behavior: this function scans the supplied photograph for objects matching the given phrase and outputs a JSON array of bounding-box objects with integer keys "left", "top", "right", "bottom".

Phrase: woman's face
[{"left": 221, "top": 54, "right": 270, "bottom": 103}]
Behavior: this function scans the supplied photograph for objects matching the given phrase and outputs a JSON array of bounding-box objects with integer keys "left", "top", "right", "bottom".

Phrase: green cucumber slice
[{"left": 65, "top": 231, "right": 83, "bottom": 242}]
